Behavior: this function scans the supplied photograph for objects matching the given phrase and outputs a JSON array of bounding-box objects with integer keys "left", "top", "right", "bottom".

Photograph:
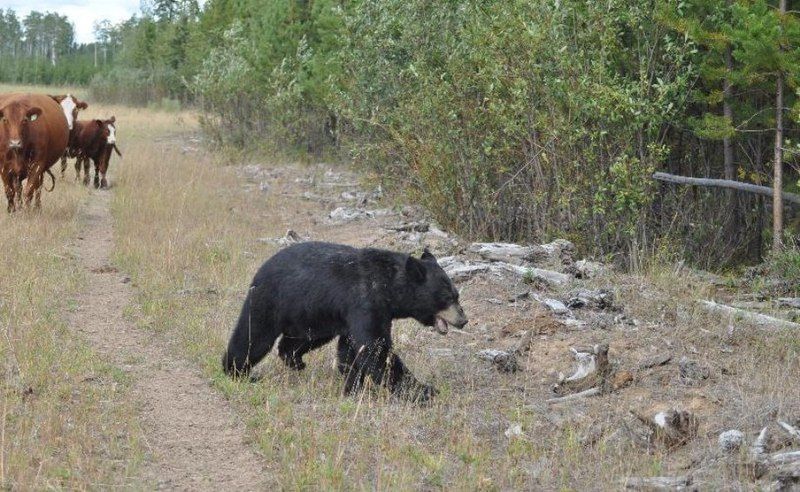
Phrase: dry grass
[
  {"left": 0, "top": 82, "right": 142, "bottom": 489},
  {"left": 106, "top": 100, "right": 800, "bottom": 489},
  {"left": 5, "top": 82, "right": 798, "bottom": 489}
]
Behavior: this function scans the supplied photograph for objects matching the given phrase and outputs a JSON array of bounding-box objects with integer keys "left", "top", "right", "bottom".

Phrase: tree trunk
[
  {"left": 723, "top": 46, "right": 734, "bottom": 181},
  {"left": 773, "top": 0, "right": 786, "bottom": 253}
]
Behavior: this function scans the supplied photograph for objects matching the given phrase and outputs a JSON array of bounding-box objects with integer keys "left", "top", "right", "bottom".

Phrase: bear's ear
[
  {"left": 405, "top": 256, "right": 427, "bottom": 283},
  {"left": 421, "top": 247, "right": 436, "bottom": 262}
]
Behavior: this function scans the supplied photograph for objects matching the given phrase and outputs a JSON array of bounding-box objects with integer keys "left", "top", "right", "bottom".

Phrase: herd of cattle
[{"left": 0, "top": 93, "right": 121, "bottom": 212}]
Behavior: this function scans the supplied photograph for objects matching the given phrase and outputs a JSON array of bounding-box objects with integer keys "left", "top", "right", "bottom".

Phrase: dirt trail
[{"left": 67, "top": 189, "right": 266, "bottom": 490}]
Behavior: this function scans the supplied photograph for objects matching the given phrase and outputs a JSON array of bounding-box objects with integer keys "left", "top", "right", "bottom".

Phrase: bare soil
[{"left": 67, "top": 189, "right": 267, "bottom": 490}]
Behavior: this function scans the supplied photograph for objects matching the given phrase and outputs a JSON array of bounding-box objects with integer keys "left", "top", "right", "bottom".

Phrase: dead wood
[
  {"left": 697, "top": 300, "right": 800, "bottom": 330},
  {"left": 652, "top": 172, "right": 800, "bottom": 207},
  {"left": 630, "top": 409, "right": 699, "bottom": 448}
]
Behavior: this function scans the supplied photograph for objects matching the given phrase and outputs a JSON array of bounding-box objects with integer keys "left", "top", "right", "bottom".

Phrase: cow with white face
[
  {"left": 71, "top": 116, "right": 122, "bottom": 189},
  {"left": 50, "top": 94, "right": 88, "bottom": 131},
  {"left": 50, "top": 94, "right": 89, "bottom": 177}
]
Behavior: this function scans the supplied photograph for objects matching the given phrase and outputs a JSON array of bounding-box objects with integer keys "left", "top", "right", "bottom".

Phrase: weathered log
[
  {"left": 546, "top": 387, "right": 601, "bottom": 404},
  {"left": 439, "top": 257, "right": 570, "bottom": 285},
  {"left": 552, "top": 344, "right": 611, "bottom": 396},
  {"left": 698, "top": 300, "right": 800, "bottom": 330},
  {"left": 630, "top": 409, "right": 699, "bottom": 448},
  {"left": 752, "top": 427, "right": 770, "bottom": 457},
  {"left": 652, "top": 172, "right": 800, "bottom": 206},
  {"left": 777, "top": 298, "right": 800, "bottom": 309},
  {"left": 623, "top": 475, "right": 691, "bottom": 490},
  {"left": 779, "top": 422, "right": 800, "bottom": 444},
  {"left": 766, "top": 450, "right": 800, "bottom": 466},
  {"left": 468, "top": 242, "right": 541, "bottom": 264},
  {"left": 497, "top": 263, "right": 571, "bottom": 285},
  {"left": 475, "top": 349, "right": 518, "bottom": 373}
]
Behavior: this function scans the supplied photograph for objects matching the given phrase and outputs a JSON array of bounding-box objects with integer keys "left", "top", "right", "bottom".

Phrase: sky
[{"left": 0, "top": 0, "right": 142, "bottom": 44}]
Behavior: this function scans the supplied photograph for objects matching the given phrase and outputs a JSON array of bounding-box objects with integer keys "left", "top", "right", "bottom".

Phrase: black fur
[{"left": 222, "top": 241, "right": 466, "bottom": 402}]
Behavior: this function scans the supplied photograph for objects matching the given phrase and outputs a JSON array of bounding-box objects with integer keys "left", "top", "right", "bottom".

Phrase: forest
[{"left": 1, "top": 0, "right": 798, "bottom": 271}]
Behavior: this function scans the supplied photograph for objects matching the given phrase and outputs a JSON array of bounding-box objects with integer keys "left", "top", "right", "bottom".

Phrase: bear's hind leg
[
  {"left": 223, "top": 331, "right": 278, "bottom": 377},
  {"left": 222, "top": 290, "right": 279, "bottom": 377},
  {"left": 278, "top": 335, "right": 335, "bottom": 370}
]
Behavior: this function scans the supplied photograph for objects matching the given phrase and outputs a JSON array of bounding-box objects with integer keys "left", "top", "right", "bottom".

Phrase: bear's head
[{"left": 403, "top": 249, "right": 468, "bottom": 334}]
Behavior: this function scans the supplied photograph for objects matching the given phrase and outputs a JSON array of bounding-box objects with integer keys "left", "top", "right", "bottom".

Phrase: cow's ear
[
  {"left": 94, "top": 119, "right": 103, "bottom": 127},
  {"left": 26, "top": 107, "right": 42, "bottom": 121},
  {"left": 109, "top": 116, "right": 115, "bottom": 123},
  {"left": 77, "top": 101, "right": 88, "bottom": 110}
]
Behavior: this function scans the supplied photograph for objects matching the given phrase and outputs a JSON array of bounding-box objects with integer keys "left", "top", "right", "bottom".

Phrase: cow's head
[
  {"left": 50, "top": 94, "right": 88, "bottom": 131},
  {"left": 0, "top": 100, "right": 41, "bottom": 175},
  {"left": 94, "top": 116, "right": 116, "bottom": 145},
  {"left": 105, "top": 116, "right": 116, "bottom": 144}
]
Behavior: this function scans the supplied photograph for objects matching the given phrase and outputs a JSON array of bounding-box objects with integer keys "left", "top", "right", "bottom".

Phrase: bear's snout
[{"left": 436, "top": 303, "right": 468, "bottom": 332}]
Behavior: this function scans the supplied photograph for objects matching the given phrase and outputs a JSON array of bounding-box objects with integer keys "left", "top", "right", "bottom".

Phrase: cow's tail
[
  {"left": 44, "top": 169, "right": 55, "bottom": 192},
  {"left": 112, "top": 144, "right": 122, "bottom": 157}
]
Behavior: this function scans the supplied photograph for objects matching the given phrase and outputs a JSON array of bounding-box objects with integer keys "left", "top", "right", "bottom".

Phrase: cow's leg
[
  {"left": 2, "top": 173, "right": 14, "bottom": 213},
  {"left": 13, "top": 176, "right": 23, "bottom": 211},
  {"left": 75, "top": 157, "right": 82, "bottom": 182},
  {"left": 99, "top": 152, "right": 110, "bottom": 189},
  {"left": 93, "top": 158, "right": 100, "bottom": 189},
  {"left": 34, "top": 181, "right": 43, "bottom": 208},
  {"left": 83, "top": 158, "right": 90, "bottom": 186},
  {"left": 60, "top": 154, "right": 67, "bottom": 177},
  {"left": 23, "top": 168, "right": 41, "bottom": 208}
]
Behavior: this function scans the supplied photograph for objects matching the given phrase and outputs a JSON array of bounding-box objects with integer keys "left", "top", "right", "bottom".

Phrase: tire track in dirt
[{"left": 67, "top": 189, "right": 267, "bottom": 490}]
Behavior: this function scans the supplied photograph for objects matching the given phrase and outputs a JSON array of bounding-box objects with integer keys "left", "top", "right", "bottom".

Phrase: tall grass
[{"left": 0, "top": 114, "right": 142, "bottom": 487}]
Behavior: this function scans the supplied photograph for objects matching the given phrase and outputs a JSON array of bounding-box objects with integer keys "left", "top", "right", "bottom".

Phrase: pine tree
[{"left": 730, "top": 0, "right": 800, "bottom": 252}]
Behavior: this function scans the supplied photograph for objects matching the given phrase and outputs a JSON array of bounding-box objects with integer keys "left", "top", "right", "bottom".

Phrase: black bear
[{"left": 222, "top": 241, "right": 468, "bottom": 401}]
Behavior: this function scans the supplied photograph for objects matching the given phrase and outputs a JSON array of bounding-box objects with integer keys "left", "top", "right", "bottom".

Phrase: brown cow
[
  {"left": 0, "top": 93, "right": 69, "bottom": 211},
  {"left": 50, "top": 94, "right": 89, "bottom": 177},
  {"left": 71, "top": 117, "right": 121, "bottom": 189}
]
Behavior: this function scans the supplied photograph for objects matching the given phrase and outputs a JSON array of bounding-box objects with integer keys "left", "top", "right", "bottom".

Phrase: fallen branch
[
  {"left": 468, "top": 242, "right": 541, "bottom": 265},
  {"left": 474, "top": 325, "right": 539, "bottom": 373},
  {"left": 697, "top": 300, "right": 800, "bottom": 330},
  {"left": 652, "top": 172, "right": 800, "bottom": 207},
  {"left": 779, "top": 422, "right": 800, "bottom": 444},
  {"left": 766, "top": 450, "right": 800, "bottom": 466},
  {"left": 630, "top": 409, "right": 699, "bottom": 448},
  {"left": 546, "top": 387, "right": 601, "bottom": 404},
  {"left": 496, "top": 263, "right": 571, "bottom": 285},
  {"left": 439, "top": 257, "right": 570, "bottom": 285},
  {"left": 623, "top": 476, "right": 691, "bottom": 490},
  {"left": 777, "top": 298, "right": 800, "bottom": 309},
  {"left": 548, "top": 344, "right": 614, "bottom": 403},
  {"left": 752, "top": 426, "right": 770, "bottom": 458}
]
